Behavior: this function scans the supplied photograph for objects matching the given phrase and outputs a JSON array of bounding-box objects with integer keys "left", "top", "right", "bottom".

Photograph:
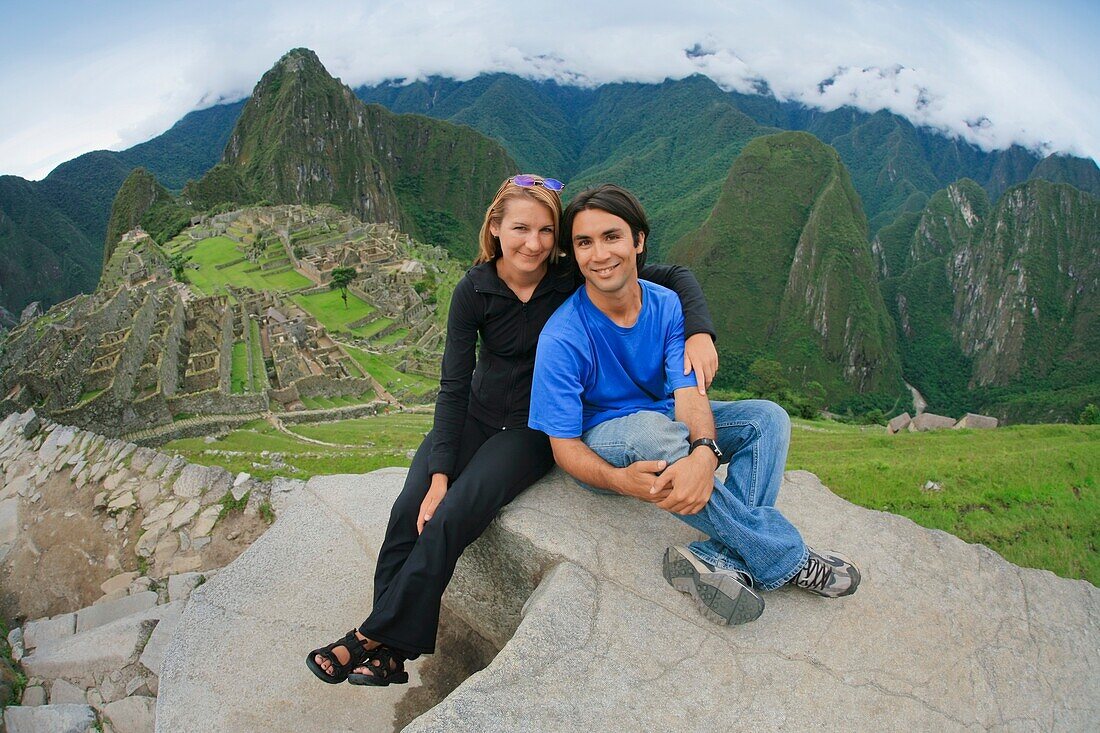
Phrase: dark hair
[{"left": 560, "top": 184, "right": 650, "bottom": 270}]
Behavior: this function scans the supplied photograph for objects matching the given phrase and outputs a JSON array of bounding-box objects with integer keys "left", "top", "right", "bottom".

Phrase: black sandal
[
  {"left": 348, "top": 645, "right": 409, "bottom": 687},
  {"left": 306, "top": 630, "right": 372, "bottom": 684}
]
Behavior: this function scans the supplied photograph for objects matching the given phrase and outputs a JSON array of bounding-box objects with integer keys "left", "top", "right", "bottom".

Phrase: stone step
[{"left": 3, "top": 703, "right": 96, "bottom": 733}]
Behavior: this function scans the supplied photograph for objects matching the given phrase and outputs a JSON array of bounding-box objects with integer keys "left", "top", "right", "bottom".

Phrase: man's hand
[
  {"left": 652, "top": 448, "right": 716, "bottom": 515},
  {"left": 683, "top": 333, "right": 718, "bottom": 396},
  {"left": 615, "top": 460, "right": 670, "bottom": 502},
  {"left": 417, "top": 473, "right": 449, "bottom": 534}
]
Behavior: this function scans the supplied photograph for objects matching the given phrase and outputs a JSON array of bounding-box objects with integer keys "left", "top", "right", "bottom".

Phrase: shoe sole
[
  {"left": 662, "top": 547, "right": 764, "bottom": 625},
  {"left": 347, "top": 671, "right": 409, "bottom": 686}
]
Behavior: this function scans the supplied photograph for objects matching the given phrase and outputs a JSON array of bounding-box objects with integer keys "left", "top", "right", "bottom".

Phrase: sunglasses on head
[{"left": 511, "top": 174, "right": 565, "bottom": 192}]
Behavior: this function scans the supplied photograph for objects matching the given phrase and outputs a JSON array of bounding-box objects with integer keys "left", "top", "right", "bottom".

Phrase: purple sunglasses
[{"left": 511, "top": 174, "right": 565, "bottom": 192}]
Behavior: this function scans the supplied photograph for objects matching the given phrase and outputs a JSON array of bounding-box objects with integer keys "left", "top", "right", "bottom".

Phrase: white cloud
[{"left": 1, "top": 0, "right": 1097, "bottom": 180}]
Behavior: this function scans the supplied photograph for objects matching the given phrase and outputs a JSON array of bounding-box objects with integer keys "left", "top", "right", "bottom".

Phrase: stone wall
[
  {"left": 292, "top": 375, "right": 375, "bottom": 399},
  {"left": 166, "top": 389, "right": 268, "bottom": 417},
  {"left": 159, "top": 295, "right": 186, "bottom": 397},
  {"left": 112, "top": 291, "right": 158, "bottom": 403},
  {"left": 217, "top": 306, "right": 234, "bottom": 394}
]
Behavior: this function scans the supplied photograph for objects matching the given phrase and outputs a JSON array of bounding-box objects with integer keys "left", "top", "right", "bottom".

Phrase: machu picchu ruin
[{"left": 0, "top": 205, "right": 461, "bottom": 444}]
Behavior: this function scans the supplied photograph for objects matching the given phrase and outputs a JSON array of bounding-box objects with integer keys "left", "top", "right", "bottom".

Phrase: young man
[{"left": 528, "top": 184, "right": 859, "bottom": 625}]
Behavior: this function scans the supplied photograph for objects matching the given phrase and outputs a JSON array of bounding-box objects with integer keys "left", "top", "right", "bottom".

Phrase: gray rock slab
[
  {"left": 171, "top": 464, "right": 229, "bottom": 500},
  {"left": 37, "top": 425, "right": 76, "bottom": 464},
  {"left": 100, "top": 572, "right": 141, "bottom": 596},
  {"left": 102, "top": 695, "right": 155, "bottom": 733},
  {"left": 23, "top": 613, "right": 76, "bottom": 651},
  {"left": 909, "top": 412, "right": 957, "bottom": 431},
  {"left": 886, "top": 411, "right": 911, "bottom": 433},
  {"left": 49, "top": 679, "right": 87, "bottom": 704},
  {"left": 157, "top": 468, "right": 1100, "bottom": 732},
  {"left": 22, "top": 604, "right": 173, "bottom": 686},
  {"left": 138, "top": 602, "right": 183, "bottom": 677},
  {"left": 0, "top": 497, "right": 19, "bottom": 545},
  {"left": 143, "top": 453, "right": 171, "bottom": 478},
  {"left": 166, "top": 573, "right": 203, "bottom": 604},
  {"left": 156, "top": 469, "right": 410, "bottom": 732},
  {"left": 18, "top": 410, "right": 41, "bottom": 439},
  {"left": 21, "top": 685, "right": 46, "bottom": 705},
  {"left": 955, "top": 412, "right": 998, "bottom": 429},
  {"left": 76, "top": 592, "right": 158, "bottom": 633},
  {"left": 129, "top": 447, "right": 158, "bottom": 473},
  {"left": 3, "top": 704, "right": 96, "bottom": 733}
]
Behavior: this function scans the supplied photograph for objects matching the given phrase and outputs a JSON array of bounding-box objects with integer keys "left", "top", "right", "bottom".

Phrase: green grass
[
  {"left": 230, "top": 342, "right": 249, "bottom": 394},
  {"left": 162, "top": 413, "right": 432, "bottom": 480},
  {"left": 376, "top": 327, "right": 409, "bottom": 345},
  {"left": 77, "top": 388, "right": 105, "bottom": 405},
  {"left": 343, "top": 346, "right": 436, "bottom": 396},
  {"left": 176, "top": 236, "right": 312, "bottom": 295},
  {"left": 290, "top": 289, "right": 376, "bottom": 336},
  {"left": 787, "top": 420, "right": 1100, "bottom": 584}
]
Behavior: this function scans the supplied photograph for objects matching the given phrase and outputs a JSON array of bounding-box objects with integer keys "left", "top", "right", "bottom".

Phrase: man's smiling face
[{"left": 570, "top": 208, "right": 645, "bottom": 295}]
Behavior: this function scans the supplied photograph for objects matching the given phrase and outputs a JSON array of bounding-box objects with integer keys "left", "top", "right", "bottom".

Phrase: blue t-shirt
[{"left": 529, "top": 280, "right": 697, "bottom": 438}]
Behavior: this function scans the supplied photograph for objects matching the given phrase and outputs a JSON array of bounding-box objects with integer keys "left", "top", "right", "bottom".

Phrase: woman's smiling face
[{"left": 490, "top": 196, "right": 557, "bottom": 275}]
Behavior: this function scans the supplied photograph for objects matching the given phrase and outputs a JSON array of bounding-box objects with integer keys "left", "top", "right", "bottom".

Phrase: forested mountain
[
  {"left": 0, "top": 102, "right": 243, "bottom": 312},
  {"left": 103, "top": 169, "right": 194, "bottom": 264},
  {"left": 3, "top": 59, "right": 1097, "bottom": 421},
  {"left": 357, "top": 73, "right": 1100, "bottom": 242},
  {"left": 669, "top": 132, "right": 906, "bottom": 412},
  {"left": 183, "top": 49, "right": 515, "bottom": 259},
  {"left": 880, "top": 179, "right": 1099, "bottom": 421}
]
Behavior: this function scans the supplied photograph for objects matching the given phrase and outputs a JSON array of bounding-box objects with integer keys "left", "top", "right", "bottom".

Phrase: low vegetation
[
  {"left": 787, "top": 420, "right": 1099, "bottom": 585},
  {"left": 161, "top": 412, "right": 1098, "bottom": 586}
]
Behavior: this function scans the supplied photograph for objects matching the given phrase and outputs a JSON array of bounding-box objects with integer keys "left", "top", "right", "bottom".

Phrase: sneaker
[
  {"left": 662, "top": 546, "right": 765, "bottom": 625},
  {"left": 788, "top": 548, "right": 861, "bottom": 597}
]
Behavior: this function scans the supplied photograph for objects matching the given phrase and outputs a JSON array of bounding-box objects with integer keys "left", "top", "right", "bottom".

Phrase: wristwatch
[{"left": 689, "top": 437, "right": 722, "bottom": 464}]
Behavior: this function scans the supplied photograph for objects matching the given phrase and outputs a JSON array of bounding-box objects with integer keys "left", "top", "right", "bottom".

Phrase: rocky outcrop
[
  {"left": 158, "top": 467, "right": 1099, "bottom": 731},
  {"left": 0, "top": 410, "right": 270, "bottom": 621}
]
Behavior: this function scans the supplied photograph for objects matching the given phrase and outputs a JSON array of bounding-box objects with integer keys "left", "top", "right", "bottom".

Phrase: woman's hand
[
  {"left": 683, "top": 333, "right": 719, "bottom": 396},
  {"left": 417, "top": 473, "right": 449, "bottom": 534}
]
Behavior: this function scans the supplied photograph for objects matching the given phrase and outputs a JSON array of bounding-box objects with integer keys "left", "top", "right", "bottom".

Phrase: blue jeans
[{"left": 581, "top": 399, "right": 807, "bottom": 590}]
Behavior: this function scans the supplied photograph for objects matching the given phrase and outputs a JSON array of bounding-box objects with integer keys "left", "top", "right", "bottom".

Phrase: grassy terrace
[
  {"left": 230, "top": 342, "right": 250, "bottom": 393},
  {"left": 165, "top": 417, "right": 1098, "bottom": 585},
  {"left": 343, "top": 346, "right": 435, "bottom": 397},
  {"left": 174, "top": 236, "right": 311, "bottom": 295},
  {"left": 290, "top": 289, "right": 378, "bottom": 337},
  {"left": 164, "top": 413, "right": 433, "bottom": 479}
]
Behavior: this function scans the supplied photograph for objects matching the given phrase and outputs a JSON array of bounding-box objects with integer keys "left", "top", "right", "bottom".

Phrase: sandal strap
[
  {"left": 363, "top": 645, "right": 405, "bottom": 679},
  {"left": 317, "top": 630, "right": 370, "bottom": 673}
]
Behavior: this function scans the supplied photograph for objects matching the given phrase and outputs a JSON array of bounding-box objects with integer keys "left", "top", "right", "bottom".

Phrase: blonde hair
[{"left": 475, "top": 175, "right": 564, "bottom": 264}]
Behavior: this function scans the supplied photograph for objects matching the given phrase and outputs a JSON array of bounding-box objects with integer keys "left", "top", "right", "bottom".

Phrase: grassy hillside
[
  {"left": 0, "top": 176, "right": 99, "bottom": 311},
  {"left": 670, "top": 132, "right": 907, "bottom": 410},
  {"left": 788, "top": 420, "right": 1099, "bottom": 585}
]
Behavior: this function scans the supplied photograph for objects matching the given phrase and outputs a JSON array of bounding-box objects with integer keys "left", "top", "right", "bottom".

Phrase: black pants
[{"left": 359, "top": 416, "right": 554, "bottom": 656}]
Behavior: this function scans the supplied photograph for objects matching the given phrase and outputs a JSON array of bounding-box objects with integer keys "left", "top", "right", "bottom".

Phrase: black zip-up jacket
[{"left": 427, "top": 260, "right": 716, "bottom": 478}]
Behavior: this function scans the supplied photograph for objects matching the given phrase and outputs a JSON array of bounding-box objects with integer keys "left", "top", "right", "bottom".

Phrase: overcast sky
[{"left": 2, "top": 0, "right": 1098, "bottom": 180}]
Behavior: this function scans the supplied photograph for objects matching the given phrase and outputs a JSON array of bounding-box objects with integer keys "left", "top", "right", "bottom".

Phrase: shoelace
[{"left": 796, "top": 556, "right": 831, "bottom": 590}]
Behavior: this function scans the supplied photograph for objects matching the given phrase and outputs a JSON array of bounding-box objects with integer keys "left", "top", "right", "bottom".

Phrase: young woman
[{"left": 307, "top": 174, "right": 718, "bottom": 685}]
